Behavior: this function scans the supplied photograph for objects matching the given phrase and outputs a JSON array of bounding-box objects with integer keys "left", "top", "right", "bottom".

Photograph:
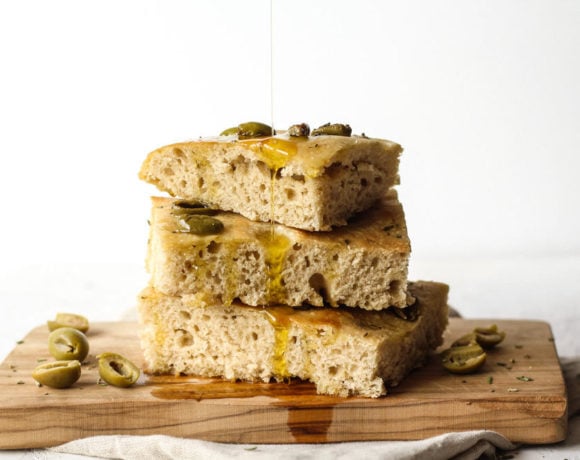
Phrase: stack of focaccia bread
[{"left": 137, "top": 122, "right": 449, "bottom": 398}]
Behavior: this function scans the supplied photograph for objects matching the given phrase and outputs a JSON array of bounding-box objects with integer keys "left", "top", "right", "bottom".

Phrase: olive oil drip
[
  {"left": 247, "top": 137, "right": 299, "bottom": 378},
  {"left": 261, "top": 307, "right": 293, "bottom": 379}
]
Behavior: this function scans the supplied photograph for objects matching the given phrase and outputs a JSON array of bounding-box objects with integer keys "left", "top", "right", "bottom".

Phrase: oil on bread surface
[{"left": 138, "top": 121, "right": 448, "bottom": 397}]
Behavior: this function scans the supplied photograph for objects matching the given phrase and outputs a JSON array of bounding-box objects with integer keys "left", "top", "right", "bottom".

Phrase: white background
[{"left": 0, "top": 1, "right": 579, "bottom": 353}]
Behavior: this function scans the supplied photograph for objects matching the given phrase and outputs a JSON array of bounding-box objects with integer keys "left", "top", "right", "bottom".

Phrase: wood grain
[{"left": 0, "top": 319, "right": 567, "bottom": 448}]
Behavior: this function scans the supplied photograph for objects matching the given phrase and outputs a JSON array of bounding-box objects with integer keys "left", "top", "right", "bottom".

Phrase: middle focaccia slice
[{"left": 147, "top": 190, "right": 411, "bottom": 310}]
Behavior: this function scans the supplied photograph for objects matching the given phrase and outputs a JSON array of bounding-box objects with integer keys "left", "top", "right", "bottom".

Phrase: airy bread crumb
[
  {"left": 147, "top": 190, "right": 410, "bottom": 309},
  {"left": 137, "top": 281, "right": 449, "bottom": 398},
  {"left": 139, "top": 134, "right": 402, "bottom": 231}
]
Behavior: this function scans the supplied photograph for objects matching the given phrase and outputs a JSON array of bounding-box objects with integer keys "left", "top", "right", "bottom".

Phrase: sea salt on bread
[
  {"left": 139, "top": 134, "right": 402, "bottom": 231},
  {"left": 147, "top": 190, "right": 410, "bottom": 310},
  {"left": 137, "top": 281, "right": 449, "bottom": 398}
]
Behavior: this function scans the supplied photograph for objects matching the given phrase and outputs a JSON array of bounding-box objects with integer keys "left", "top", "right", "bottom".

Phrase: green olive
[
  {"left": 172, "top": 200, "right": 218, "bottom": 216},
  {"left": 47, "top": 312, "right": 89, "bottom": 333},
  {"left": 441, "top": 343, "right": 487, "bottom": 374},
  {"left": 32, "top": 360, "right": 82, "bottom": 388},
  {"left": 219, "top": 126, "right": 239, "bottom": 136},
  {"left": 473, "top": 324, "right": 506, "bottom": 349},
  {"left": 237, "top": 121, "right": 273, "bottom": 139},
  {"left": 48, "top": 327, "right": 90, "bottom": 362},
  {"left": 220, "top": 122, "right": 274, "bottom": 139},
  {"left": 97, "top": 352, "right": 140, "bottom": 388},
  {"left": 288, "top": 123, "right": 310, "bottom": 137},
  {"left": 451, "top": 332, "right": 478, "bottom": 348},
  {"left": 311, "top": 123, "right": 352, "bottom": 137},
  {"left": 177, "top": 214, "right": 224, "bottom": 235}
]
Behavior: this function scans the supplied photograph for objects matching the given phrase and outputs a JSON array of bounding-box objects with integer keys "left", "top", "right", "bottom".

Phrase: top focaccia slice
[{"left": 139, "top": 133, "right": 402, "bottom": 231}]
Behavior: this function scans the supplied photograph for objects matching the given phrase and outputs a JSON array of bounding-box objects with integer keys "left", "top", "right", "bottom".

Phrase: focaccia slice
[
  {"left": 139, "top": 133, "right": 402, "bottom": 231},
  {"left": 138, "top": 281, "right": 448, "bottom": 398},
  {"left": 147, "top": 190, "right": 410, "bottom": 310}
]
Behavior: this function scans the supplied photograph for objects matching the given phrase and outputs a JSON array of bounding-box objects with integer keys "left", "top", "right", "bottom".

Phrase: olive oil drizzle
[{"left": 262, "top": 308, "right": 291, "bottom": 379}]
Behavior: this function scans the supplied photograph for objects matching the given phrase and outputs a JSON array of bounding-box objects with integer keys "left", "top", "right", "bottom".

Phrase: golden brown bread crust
[
  {"left": 137, "top": 281, "right": 449, "bottom": 398},
  {"left": 147, "top": 190, "right": 411, "bottom": 309},
  {"left": 139, "top": 134, "right": 402, "bottom": 231}
]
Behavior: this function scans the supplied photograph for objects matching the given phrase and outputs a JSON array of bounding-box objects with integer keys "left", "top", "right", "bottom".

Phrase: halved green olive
[
  {"left": 32, "top": 360, "right": 82, "bottom": 388},
  {"left": 172, "top": 201, "right": 218, "bottom": 217},
  {"left": 48, "top": 327, "right": 90, "bottom": 362},
  {"left": 288, "top": 123, "right": 310, "bottom": 137},
  {"left": 221, "top": 122, "right": 274, "bottom": 139},
  {"left": 237, "top": 122, "right": 273, "bottom": 139},
  {"left": 452, "top": 332, "right": 478, "bottom": 348},
  {"left": 473, "top": 324, "right": 506, "bottom": 349},
  {"left": 219, "top": 126, "right": 239, "bottom": 136},
  {"left": 97, "top": 352, "right": 140, "bottom": 388},
  {"left": 441, "top": 343, "right": 487, "bottom": 374},
  {"left": 311, "top": 123, "right": 352, "bottom": 137},
  {"left": 177, "top": 214, "right": 224, "bottom": 235},
  {"left": 47, "top": 313, "right": 89, "bottom": 333}
]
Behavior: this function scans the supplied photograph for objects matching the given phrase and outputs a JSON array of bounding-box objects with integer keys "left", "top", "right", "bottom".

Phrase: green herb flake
[
  {"left": 514, "top": 344, "right": 523, "bottom": 349},
  {"left": 507, "top": 388, "right": 519, "bottom": 393},
  {"left": 244, "top": 447, "right": 258, "bottom": 451},
  {"left": 487, "top": 376, "right": 494, "bottom": 384},
  {"left": 16, "top": 340, "right": 24, "bottom": 345},
  {"left": 16, "top": 380, "right": 25, "bottom": 385},
  {"left": 516, "top": 376, "right": 534, "bottom": 382}
]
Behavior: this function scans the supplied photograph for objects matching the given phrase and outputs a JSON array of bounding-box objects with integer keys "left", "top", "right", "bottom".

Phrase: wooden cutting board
[{"left": 0, "top": 319, "right": 567, "bottom": 449}]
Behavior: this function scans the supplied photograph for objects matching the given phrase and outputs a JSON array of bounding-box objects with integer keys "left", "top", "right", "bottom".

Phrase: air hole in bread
[
  {"left": 388, "top": 280, "right": 402, "bottom": 295},
  {"left": 328, "top": 366, "right": 338, "bottom": 376},
  {"left": 374, "top": 176, "right": 383, "bottom": 184},
  {"left": 361, "top": 178, "right": 368, "bottom": 187},
  {"left": 173, "top": 147, "right": 185, "bottom": 158},
  {"left": 207, "top": 241, "right": 220, "bottom": 254},
  {"left": 308, "top": 273, "right": 328, "bottom": 301},
  {"left": 197, "top": 177, "right": 204, "bottom": 189},
  {"left": 332, "top": 254, "right": 338, "bottom": 261},
  {"left": 371, "top": 257, "right": 379, "bottom": 268},
  {"left": 179, "top": 179, "right": 187, "bottom": 188},
  {"left": 293, "top": 243, "right": 302, "bottom": 251},
  {"left": 285, "top": 188, "right": 296, "bottom": 200},
  {"left": 179, "top": 310, "right": 191, "bottom": 320},
  {"left": 325, "top": 162, "right": 345, "bottom": 179},
  {"left": 163, "top": 167, "right": 174, "bottom": 176},
  {"left": 291, "top": 174, "right": 305, "bottom": 183},
  {"left": 252, "top": 332, "right": 258, "bottom": 341},
  {"left": 177, "top": 329, "right": 193, "bottom": 347},
  {"left": 255, "top": 160, "right": 268, "bottom": 174},
  {"left": 202, "top": 314, "right": 210, "bottom": 321}
]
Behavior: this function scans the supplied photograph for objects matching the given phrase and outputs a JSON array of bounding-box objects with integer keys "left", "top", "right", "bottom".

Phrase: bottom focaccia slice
[{"left": 138, "top": 281, "right": 449, "bottom": 398}]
